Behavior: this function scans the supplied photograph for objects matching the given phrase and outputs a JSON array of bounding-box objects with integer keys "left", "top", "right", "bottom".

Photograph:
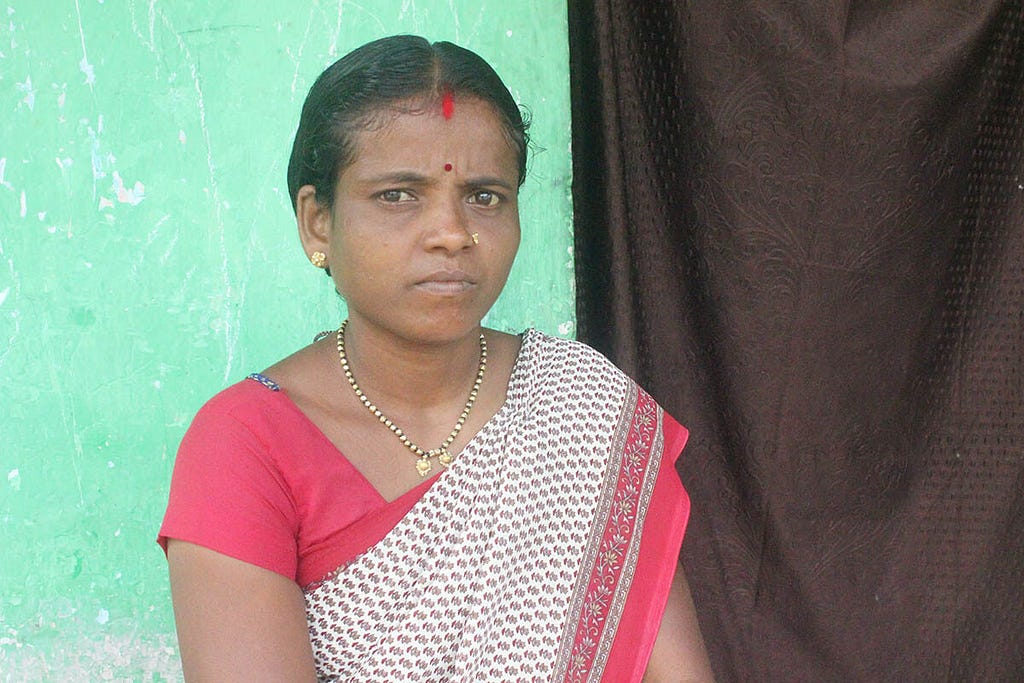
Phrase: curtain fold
[{"left": 568, "top": 2, "right": 1024, "bottom": 680}]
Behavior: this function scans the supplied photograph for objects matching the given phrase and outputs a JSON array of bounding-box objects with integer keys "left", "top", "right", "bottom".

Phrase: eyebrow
[
  {"left": 461, "top": 175, "right": 517, "bottom": 192},
  {"left": 357, "top": 171, "right": 516, "bottom": 192},
  {"left": 358, "top": 171, "right": 431, "bottom": 185}
]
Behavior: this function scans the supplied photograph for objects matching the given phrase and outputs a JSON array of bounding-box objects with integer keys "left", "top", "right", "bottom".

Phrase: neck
[{"left": 338, "top": 317, "right": 485, "bottom": 412}]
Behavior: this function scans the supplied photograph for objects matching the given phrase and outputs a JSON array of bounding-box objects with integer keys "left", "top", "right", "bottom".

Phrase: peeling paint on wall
[{"left": 1, "top": 0, "right": 572, "bottom": 679}]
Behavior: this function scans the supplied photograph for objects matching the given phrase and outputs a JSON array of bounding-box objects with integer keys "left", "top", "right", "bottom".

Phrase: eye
[
  {"left": 467, "top": 190, "right": 501, "bottom": 207},
  {"left": 377, "top": 189, "right": 415, "bottom": 203}
]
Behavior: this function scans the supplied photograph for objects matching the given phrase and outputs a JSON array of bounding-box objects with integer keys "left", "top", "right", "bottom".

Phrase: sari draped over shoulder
[{"left": 303, "top": 331, "right": 690, "bottom": 682}]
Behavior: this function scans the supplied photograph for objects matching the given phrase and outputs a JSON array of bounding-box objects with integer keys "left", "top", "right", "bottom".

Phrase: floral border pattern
[{"left": 560, "top": 386, "right": 663, "bottom": 683}]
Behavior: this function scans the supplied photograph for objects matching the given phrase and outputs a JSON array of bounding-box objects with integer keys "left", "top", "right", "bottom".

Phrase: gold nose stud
[{"left": 471, "top": 233, "right": 479, "bottom": 245}]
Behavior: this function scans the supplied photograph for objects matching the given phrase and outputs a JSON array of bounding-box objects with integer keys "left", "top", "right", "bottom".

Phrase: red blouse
[{"left": 158, "top": 375, "right": 435, "bottom": 588}]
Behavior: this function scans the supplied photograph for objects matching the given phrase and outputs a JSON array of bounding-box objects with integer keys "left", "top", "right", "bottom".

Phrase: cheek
[
  {"left": 490, "top": 230, "right": 520, "bottom": 281},
  {"left": 326, "top": 246, "right": 360, "bottom": 297},
  {"left": 502, "top": 221, "right": 522, "bottom": 257},
  {"left": 332, "top": 250, "right": 391, "bottom": 297}
]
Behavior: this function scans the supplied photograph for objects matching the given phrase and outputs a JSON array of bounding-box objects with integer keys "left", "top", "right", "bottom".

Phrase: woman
[{"left": 159, "top": 35, "right": 714, "bottom": 682}]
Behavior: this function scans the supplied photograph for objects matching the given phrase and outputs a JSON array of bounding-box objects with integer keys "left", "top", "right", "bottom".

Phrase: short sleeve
[{"left": 158, "top": 396, "right": 300, "bottom": 580}]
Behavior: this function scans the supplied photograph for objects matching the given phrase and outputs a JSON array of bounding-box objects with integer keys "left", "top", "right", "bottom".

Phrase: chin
[{"left": 411, "top": 314, "right": 484, "bottom": 342}]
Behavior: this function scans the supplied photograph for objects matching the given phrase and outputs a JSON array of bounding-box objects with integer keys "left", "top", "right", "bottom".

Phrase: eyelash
[
  {"left": 375, "top": 189, "right": 504, "bottom": 207},
  {"left": 377, "top": 189, "right": 415, "bottom": 203},
  {"left": 468, "top": 191, "right": 502, "bottom": 207}
]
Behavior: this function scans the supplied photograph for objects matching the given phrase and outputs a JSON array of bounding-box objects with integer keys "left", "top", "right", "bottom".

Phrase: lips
[{"left": 413, "top": 269, "right": 477, "bottom": 294}]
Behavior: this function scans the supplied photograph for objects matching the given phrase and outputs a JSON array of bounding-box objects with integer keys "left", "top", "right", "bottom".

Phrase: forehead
[{"left": 344, "top": 97, "right": 518, "bottom": 177}]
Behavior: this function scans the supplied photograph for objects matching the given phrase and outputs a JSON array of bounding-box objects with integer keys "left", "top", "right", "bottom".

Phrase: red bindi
[
  {"left": 444, "top": 163, "right": 453, "bottom": 172},
  {"left": 441, "top": 91, "right": 455, "bottom": 120}
]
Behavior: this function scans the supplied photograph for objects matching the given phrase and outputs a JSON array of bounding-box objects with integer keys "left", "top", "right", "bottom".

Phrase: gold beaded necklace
[{"left": 336, "top": 319, "right": 487, "bottom": 477}]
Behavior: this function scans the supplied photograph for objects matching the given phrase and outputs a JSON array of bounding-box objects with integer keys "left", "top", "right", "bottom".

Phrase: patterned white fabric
[{"left": 303, "top": 330, "right": 665, "bottom": 682}]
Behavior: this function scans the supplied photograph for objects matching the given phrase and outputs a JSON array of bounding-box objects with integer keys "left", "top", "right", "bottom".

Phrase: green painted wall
[{"left": 1, "top": 2, "right": 572, "bottom": 678}]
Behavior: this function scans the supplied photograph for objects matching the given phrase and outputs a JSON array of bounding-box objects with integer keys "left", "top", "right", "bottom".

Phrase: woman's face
[{"left": 316, "top": 97, "right": 521, "bottom": 344}]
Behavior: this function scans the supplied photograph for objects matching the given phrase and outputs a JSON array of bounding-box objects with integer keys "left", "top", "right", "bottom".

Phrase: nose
[{"left": 423, "top": 195, "right": 475, "bottom": 253}]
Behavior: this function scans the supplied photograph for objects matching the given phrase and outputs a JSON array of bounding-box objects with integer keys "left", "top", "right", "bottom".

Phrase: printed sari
[{"left": 302, "top": 331, "right": 690, "bottom": 682}]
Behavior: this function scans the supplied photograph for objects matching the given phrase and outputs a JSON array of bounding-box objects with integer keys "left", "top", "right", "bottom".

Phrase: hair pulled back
[{"left": 287, "top": 35, "right": 530, "bottom": 211}]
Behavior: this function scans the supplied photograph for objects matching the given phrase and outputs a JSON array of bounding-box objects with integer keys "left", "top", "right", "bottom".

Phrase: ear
[{"left": 296, "top": 185, "right": 332, "bottom": 260}]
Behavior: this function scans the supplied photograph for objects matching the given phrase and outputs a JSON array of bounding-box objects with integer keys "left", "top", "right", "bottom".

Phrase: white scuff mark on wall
[
  {"left": 178, "top": 129, "right": 186, "bottom": 144},
  {"left": 160, "top": 229, "right": 179, "bottom": 264},
  {"left": 163, "top": 20, "right": 239, "bottom": 380},
  {"left": 0, "top": 244, "right": 19, "bottom": 371},
  {"left": 15, "top": 75, "right": 35, "bottom": 110},
  {"left": 69, "top": 409, "right": 87, "bottom": 507},
  {"left": 145, "top": 213, "right": 171, "bottom": 248},
  {"left": 287, "top": 5, "right": 317, "bottom": 96},
  {"left": 74, "top": 0, "right": 96, "bottom": 88},
  {"left": 86, "top": 116, "right": 116, "bottom": 201},
  {"left": 98, "top": 196, "right": 114, "bottom": 210},
  {"left": 0, "top": 286, "right": 9, "bottom": 307},
  {"left": 326, "top": 0, "right": 344, "bottom": 57},
  {"left": 87, "top": 122, "right": 104, "bottom": 182},
  {"left": 45, "top": 345, "right": 89, "bottom": 507},
  {"left": 95, "top": 609, "right": 109, "bottom": 625},
  {"left": 0, "top": 157, "right": 13, "bottom": 190},
  {"left": 6, "top": 468, "right": 18, "bottom": 491},
  {"left": 18, "top": 190, "right": 25, "bottom": 217},
  {"left": 127, "top": 0, "right": 159, "bottom": 59},
  {"left": 450, "top": 0, "right": 462, "bottom": 40},
  {"left": 4, "top": 7, "right": 16, "bottom": 57},
  {"left": 111, "top": 171, "right": 145, "bottom": 205},
  {"left": 54, "top": 82, "right": 68, "bottom": 122},
  {"left": 79, "top": 57, "right": 95, "bottom": 85}
]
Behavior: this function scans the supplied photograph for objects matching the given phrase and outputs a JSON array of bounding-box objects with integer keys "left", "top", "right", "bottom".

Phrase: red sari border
[{"left": 557, "top": 385, "right": 665, "bottom": 682}]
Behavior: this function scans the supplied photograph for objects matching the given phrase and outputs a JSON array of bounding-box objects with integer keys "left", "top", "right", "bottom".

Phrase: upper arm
[
  {"left": 159, "top": 399, "right": 299, "bottom": 578},
  {"left": 167, "top": 540, "right": 317, "bottom": 682},
  {"left": 643, "top": 565, "right": 716, "bottom": 683}
]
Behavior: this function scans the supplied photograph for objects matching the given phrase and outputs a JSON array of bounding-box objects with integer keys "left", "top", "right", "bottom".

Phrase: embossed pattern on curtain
[{"left": 568, "top": 2, "right": 1024, "bottom": 680}]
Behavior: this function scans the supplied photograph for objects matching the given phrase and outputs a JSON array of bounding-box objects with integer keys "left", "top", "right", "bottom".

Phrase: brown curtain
[{"left": 568, "top": 2, "right": 1023, "bottom": 681}]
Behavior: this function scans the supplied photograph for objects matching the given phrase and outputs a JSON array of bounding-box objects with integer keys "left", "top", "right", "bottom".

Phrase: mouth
[{"left": 413, "top": 270, "right": 477, "bottom": 294}]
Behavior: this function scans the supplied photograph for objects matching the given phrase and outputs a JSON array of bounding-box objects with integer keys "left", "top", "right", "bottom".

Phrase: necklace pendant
[
  {"left": 337, "top": 320, "right": 486, "bottom": 480},
  {"left": 415, "top": 457, "right": 432, "bottom": 477}
]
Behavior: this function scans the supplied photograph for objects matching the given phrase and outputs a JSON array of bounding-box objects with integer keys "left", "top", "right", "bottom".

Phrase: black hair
[{"left": 287, "top": 35, "right": 530, "bottom": 211}]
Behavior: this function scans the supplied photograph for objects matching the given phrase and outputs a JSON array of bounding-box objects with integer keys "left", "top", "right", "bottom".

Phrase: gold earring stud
[
  {"left": 471, "top": 233, "right": 479, "bottom": 245},
  {"left": 310, "top": 251, "right": 328, "bottom": 269}
]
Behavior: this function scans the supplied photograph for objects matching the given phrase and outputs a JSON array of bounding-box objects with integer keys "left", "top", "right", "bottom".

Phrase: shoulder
[
  {"left": 514, "top": 330, "right": 638, "bottom": 408},
  {"left": 175, "top": 379, "right": 293, "bottom": 479},
  {"left": 187, "top": 377, "right": 287, "bottom": 436},
  {"left": 525, "top": 330, "right": 630, "bottom": 382},
  {"left": 179, "top": 374, "right": 320, "bottom": 474},
  {"left": 201, "top": 375, "right": 280, "bottom": 410}
]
